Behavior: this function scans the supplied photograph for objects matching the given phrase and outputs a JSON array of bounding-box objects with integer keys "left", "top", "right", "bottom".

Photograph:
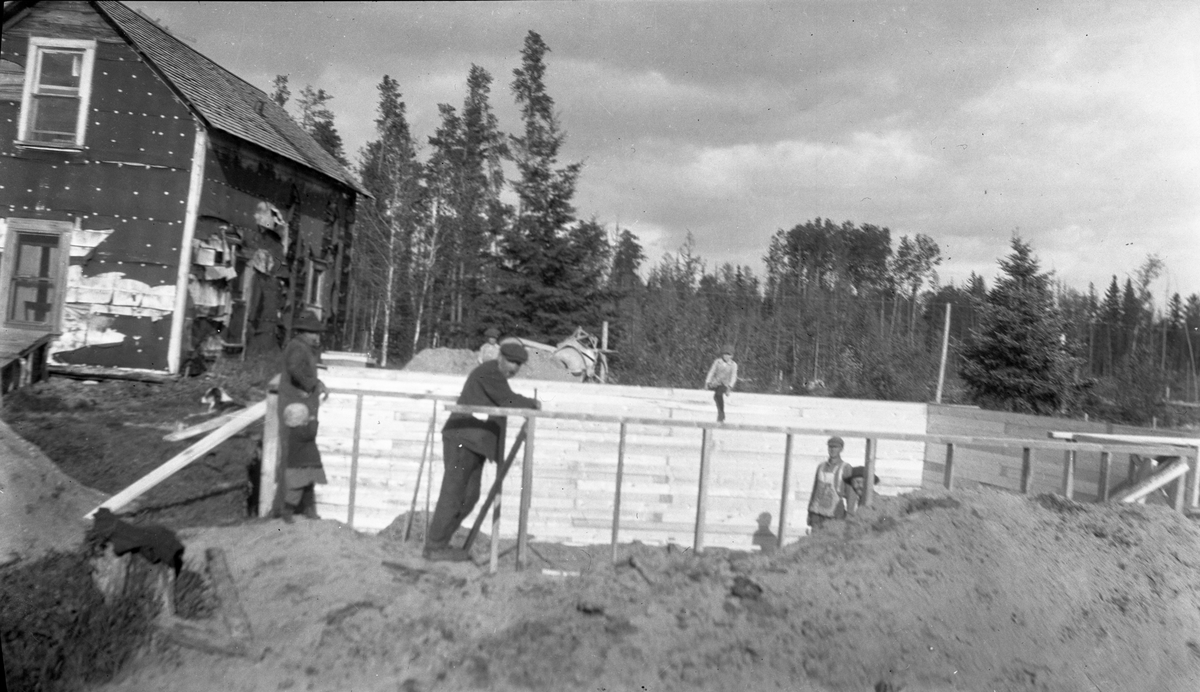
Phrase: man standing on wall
[
  {"left": 704, "top": 344, "right": 738, "bottom": 422},
  {"left": 426, "top": 342, "right": 540, "bottom": 562},
  {"left": 807, "top": 436, "right": 853, "bottom": 532}
]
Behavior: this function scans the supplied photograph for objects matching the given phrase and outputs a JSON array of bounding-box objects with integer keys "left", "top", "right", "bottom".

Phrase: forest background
[{"left": 272, "top": 31, "right": 1199, "bottom": 428}]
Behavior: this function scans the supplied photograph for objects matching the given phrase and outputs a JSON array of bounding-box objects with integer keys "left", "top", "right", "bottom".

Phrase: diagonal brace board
[
  {"left": 85, "top": 400, "right": 266, "bottom": 519},
  {"left": 463, "top": 422, "right": 528, "bottom": 552}
]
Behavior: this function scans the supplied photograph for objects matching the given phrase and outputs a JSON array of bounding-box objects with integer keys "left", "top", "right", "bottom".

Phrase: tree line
[{"left": 271, "top": 31, "right": 1199, "bottom": 427}]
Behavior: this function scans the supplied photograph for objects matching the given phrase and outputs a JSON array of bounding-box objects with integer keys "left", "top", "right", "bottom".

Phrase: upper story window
[{"left": 18, "top": 37, "right": 97, "bottom": 148}]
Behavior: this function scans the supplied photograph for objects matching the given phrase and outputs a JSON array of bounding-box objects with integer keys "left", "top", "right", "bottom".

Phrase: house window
[
  {"left": 17, "top": 38, "right": 97, "bottom": 148},
  {"left": 1, "top": 219, "right": 70, "bottom": 330},
  {"left": 305, "top": 260, "right": 327, "bottom": 310}
]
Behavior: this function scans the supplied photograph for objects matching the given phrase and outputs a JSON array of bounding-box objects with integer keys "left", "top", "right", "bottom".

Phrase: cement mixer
[{"left": 506, "top": 327, "right": 610, "bottom": 382}]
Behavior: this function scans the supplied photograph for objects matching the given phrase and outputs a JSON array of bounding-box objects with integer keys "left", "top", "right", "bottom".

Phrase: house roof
[{"left": 79, "top": 1, "right": 365, "bottom": 196}]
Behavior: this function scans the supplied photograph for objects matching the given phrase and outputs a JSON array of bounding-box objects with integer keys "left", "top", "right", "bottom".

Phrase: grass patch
[{"left": 0, "top": 549, "right": 159, "bottom": 692}]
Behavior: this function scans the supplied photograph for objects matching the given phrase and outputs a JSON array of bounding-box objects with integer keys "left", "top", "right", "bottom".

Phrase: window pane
[
  {"left": 29, "top": 94, "right": 80, "bottom": 142},
  {"left": 14, "top": 233, "right": 59, "bottom": 278},
  {"left": 8, "top": 280, "right": 56, "bottom": 324},
  {"left": 38, "top": 51, "right": 82, "bottom": 90}
]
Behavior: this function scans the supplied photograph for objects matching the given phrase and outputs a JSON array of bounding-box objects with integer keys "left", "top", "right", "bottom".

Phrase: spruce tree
[{"left": 960, "top": 237, "right": 1074, "bottom": 414}]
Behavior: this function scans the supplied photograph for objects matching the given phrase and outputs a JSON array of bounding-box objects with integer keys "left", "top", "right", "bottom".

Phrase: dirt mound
[
  {"left": 404, "top": 346, "right": 580, "bottom": 382},
  {"left": 94, "top": 488, "right": 1200, "bottom": 692},
  {"left": 0, "top": 418, "right": 107, "bottom": 565}
]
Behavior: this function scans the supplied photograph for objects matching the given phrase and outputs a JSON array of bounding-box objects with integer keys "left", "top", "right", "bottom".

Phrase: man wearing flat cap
[
  {"left": 807, "top": 436, "right": 853, "bottom": 532},
  {"left": 426, "top": 341, "right": 541, "bottom": 561}
]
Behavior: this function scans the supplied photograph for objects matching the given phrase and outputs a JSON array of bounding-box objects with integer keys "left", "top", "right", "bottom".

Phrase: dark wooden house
[{"left": 0, "top": 0, "right": 364, "bottom": 387}]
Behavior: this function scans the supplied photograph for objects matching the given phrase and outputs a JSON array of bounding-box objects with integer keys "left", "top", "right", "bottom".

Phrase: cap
[
  {"left": 499, "top": 342, "right": 529, "bottom": 364},
  {"left": 843, "top": 466, "right": 880, "bottom": 485},
  {"left": 293, "top": 314, "right": 326, "bottom": 333},
  {"left": 827, "top": 436, "right": 844, "bottom": 448},
  {"left": 485, "top": 327, "right": 500, "bottom": 338}
]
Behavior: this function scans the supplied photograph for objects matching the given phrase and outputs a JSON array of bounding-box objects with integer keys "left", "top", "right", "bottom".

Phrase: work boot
[
  {"left": 423, "top": 546, "right": 470, "bottom": 563},
  {"left": 281, "top": 504, "right": 297, "bottom": 524},
  {"left": 300, "top": 486, "right": 319, "bottom": 520}
]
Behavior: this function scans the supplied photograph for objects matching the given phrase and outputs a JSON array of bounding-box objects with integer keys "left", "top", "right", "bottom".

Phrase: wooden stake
[
  {"left": 403, "top": 401, "right": 438, "bottom": 541},
  {"left": 1062, "top": 450, "right": 1076, "bottom": 499},
  {"left": 463, "top": 423, "right": 528, "bottom": 551},
  {"left": 610, "top": 422, "right": 628, "bottom": 564},
  {"left": 1098, "top": 451, "right": 1112, "bottom": 501},
  {"left": 346, "top": 394, "right": 364, "bottom": 528},
  {"left": 942, "top": 443, "right": 955, "bottom": 490},
  {"left": 694, "top": 427, "right": 712, "bottom": 553},
  {"left": 1020, "top": 448, "right": 1034, "bottom": 494},
  {"left": 777, "top": 434, "right": 794, "bottom": 548},
  {"left": 516, "top": 416, "right": 537, "bottom": 571}
]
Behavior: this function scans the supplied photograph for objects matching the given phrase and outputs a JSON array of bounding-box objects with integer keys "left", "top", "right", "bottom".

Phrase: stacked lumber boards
[{"left": 313, "top": 367, "right": 928, "bottom": 550}]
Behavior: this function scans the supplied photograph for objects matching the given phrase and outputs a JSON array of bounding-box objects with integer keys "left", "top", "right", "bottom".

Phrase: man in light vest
[{"left": 807, "top": 436, "right": 853, "bottom": 532}]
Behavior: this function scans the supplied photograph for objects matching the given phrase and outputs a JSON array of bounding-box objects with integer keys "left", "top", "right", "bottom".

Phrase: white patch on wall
[
  {"left": 51, "top": 267, "right": 177, "bottom": 359},
  {"left": 70, "top": 228, "right": 114, "bottom": 257}
]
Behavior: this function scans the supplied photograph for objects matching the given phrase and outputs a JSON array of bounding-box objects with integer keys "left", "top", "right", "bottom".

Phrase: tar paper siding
[{"left": 1, "top": 0, "right": 196, "bottom": 370}]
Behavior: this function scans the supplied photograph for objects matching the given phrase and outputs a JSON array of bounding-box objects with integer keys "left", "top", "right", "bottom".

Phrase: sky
[{"left": 128, "top": 1, "right": 1200, "bottom": 303}]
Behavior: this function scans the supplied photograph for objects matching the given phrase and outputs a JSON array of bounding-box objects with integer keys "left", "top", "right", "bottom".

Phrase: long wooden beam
[
  {"left": 445, "top": 405, "right": 1188, "bottom": 457},
  {"left": 1110, "top": 458, "right": 1190, "bottom": 503},
  {"left": 87, "top": 401, "right": 266, "bottom": 519}
]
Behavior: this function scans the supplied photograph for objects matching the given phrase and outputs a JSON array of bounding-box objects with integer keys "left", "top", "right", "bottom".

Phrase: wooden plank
[
  {"left": 517, "top": 416, "right": 536, "bottom": 571},
  {"left": 777, "top": 434, "right": 794, "bottom": 547},
  {"left": 1097, "top": 451, "right": 1112, "bottom": 501},
  {"left": 1062, "top": 450, "right": 1076, "bottom": 499},
  {"left": 1111, "top": 458, "right": 1190, "bottom": 503},
  {"left": 1020, "top": 448, "right": 1033, "bottom": 494},
  {"left": 346, "top": 394, "right": 364, "bottom": 529},
  {"left": 611, "top": 422, "right": 627, "bottom": 563},
  {"left": 88, "top": 401, "right": 266, "bottom": 518},
  {"left": 260, "top": 382, "right": 280, "bottom": 518},
  {"left": 163, "top": 409, "right": 248, "bottom": 442},
  {"left": 694, "top": 428, "right": 712, "bottom": 553},
  {"left": 943, "top": 443, "right": 955, "bottom": 490}
]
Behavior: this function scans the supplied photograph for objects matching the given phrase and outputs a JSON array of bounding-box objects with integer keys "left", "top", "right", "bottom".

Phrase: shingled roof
[{"left": 92, "top": 1, "right": 366, "bottom": 196}]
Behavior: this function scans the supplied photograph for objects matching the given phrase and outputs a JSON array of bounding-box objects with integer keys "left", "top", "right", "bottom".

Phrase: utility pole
[{"left": 935, "top": 303, "right": 952, "bottom": 403}]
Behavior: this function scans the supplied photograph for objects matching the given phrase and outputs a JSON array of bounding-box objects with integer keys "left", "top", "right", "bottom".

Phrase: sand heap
[
  {"left": 404, "top": 344, "right": 581, "bottom": 382},
  {"left": 96, "top": 488, "right": 1200, "bottom": 692}
]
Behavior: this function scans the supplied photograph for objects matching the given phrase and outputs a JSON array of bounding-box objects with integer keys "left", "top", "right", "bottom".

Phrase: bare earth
[
  {"left": 74, "top": 489, "right": 1200, "bottom": 692},
  {"left": 4, "top": 363, "right": 1200, "bottom": 691}
]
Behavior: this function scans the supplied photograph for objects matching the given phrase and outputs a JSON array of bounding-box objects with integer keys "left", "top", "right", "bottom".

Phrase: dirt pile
[
  {"left": 93, "top": 489, "right": 1200, "bottom": 692},
  {"left": 404, "top": 345, "right": 580, "bottom": 382}
]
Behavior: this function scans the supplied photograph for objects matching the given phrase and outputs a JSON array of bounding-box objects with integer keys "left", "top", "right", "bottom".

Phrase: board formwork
[{"left": 311, "top": 367, "right": 929, "bottom": 550}]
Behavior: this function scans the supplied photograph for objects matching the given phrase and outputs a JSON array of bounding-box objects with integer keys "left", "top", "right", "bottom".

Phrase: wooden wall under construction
[{"left": 313, "top": 366, "right": 929, "bottom": 551}]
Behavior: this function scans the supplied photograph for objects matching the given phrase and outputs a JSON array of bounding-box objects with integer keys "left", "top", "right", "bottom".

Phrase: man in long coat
[
  {"left": 277, "top": 313, "right": 327, "bottom": 520},
  {"left": 425, "top": 342, "right": 540, "bottom": 561}
]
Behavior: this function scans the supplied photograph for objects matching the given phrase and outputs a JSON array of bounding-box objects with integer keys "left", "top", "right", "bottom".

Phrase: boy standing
[
  {"left": 807, "top": 436, "right": 853, "bottom": 532},
  {"left": 704, "top": 345, "right": 738, "bottom": 422}
]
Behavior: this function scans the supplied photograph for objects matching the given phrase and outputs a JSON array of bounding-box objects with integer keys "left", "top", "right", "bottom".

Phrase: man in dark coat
[
  {"left": 277, "top": 313, "right": 328, "bottom": 521},
  {"left": 425, "top": 342, "right": 540, "bottom": 561}
]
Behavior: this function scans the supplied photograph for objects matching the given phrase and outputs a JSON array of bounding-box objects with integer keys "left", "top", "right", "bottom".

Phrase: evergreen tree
[
  {"left": 960, "top": 237, "right": 1075, "bottom": 414},
  {"left": 296, "top": 85, "right": 349, "bottom": 166},
  {"left": 270, "top": 74, "right": 290, "bottom": 107},
  {"left": 491, "top": 31, "right": 590, "bottom": 340}
]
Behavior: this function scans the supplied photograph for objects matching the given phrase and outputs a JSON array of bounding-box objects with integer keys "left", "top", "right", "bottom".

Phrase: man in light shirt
[{"left": 704, "top": 344, "right": 738, "bottom": 422}]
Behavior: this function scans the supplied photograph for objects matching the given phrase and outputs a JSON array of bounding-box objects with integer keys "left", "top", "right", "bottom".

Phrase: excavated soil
[{"left": 86, "top": 489, "right": 1200, "bottom": 692}]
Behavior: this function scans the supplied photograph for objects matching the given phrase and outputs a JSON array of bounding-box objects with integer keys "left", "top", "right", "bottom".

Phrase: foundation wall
[{"left": 314, "top": 366, "right": 929, "bottom": 551}]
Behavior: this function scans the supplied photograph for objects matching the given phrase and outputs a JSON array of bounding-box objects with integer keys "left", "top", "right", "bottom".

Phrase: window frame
[
  {"left": 304, "top": 259, "right": 328, "bottom": 311},
  {"left": 0, "top": 218, "right": 72, "bottom": 332},
  {"left": 17, "top": 37, "right": 97, "bottom": 149}
]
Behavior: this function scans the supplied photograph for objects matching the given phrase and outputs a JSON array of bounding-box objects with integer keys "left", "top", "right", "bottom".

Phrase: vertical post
[
  {"left": 1171, "top": 459, "right": 1187, "bottom": 512},
  {"left": 610, "top": 422, "right": 627, "bottom": 564},
  {"left": 777, "top": 434, "right": 794, "bottom": 549},
  {"left": 1020, "top": 447, "right": 1033, "bottom": 494},
  {"left": 942, "top": 443, "right": 955, "bottom": 490},
  {"left": 935, "top": 303, "right": 952, "bottom": 404},
  {"left": 1098, "top": 451, "right": 1112, "bottom": 502},
  {"left": 346, "top": 394, "right": 363, "bottom": 528},
  {"left": 600, "top": 321, "right": 609, "bottom": 384},
  {"left": 694, "top": 427, "right": 712, "bottom": 553},
  {"left": 1127, "top": 455, "right": 1137, "bottom": 483},
  {"left": 1062, "top": 450, "right": 1076, "bottom": 499},
  {"left": 863, "top": 438, "right": 877, "bottom": 507},
  {"left": 489, "top": 494, "right": 501, "bottom": 574},
  {"left": 515, "top": 415, "right": 536, "bottom": 571},
  {"left": 1188, "top": 446, "right": 1200, "bottom": 511},
  {"left": 259, "top": 374, "right": 281, "bottom": 517}
]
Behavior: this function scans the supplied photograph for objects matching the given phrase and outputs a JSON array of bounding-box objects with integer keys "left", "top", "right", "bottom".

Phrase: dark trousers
[
  {"left": 427, "top": 438, "right": 487, "bottom": 549},
  {"left": 713, "top": 385, "right": 728, "bottom": 421}
]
